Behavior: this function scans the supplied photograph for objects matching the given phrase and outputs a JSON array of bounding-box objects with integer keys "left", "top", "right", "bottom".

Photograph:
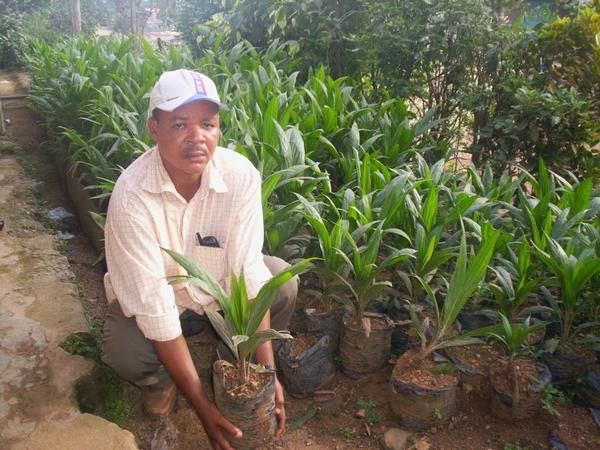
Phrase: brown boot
[{"left": 141, "top": 384, "right": 177, "bottom": 416}]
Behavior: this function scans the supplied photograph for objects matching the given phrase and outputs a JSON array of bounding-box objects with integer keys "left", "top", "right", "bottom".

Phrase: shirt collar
[{"left": 141, "top": 146, "right": 228, "bottom": 195}]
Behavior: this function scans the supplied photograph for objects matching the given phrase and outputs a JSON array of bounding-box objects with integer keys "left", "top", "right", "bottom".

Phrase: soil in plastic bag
[
  {"left": 278, "top": 334, "right": 336, "bottom": 397},
  {"left": 339, "top": 312, "right": 394, "bottom": 377},
  {"left": 304, "top": 306, "right": 343, "bottom": 351},
  {"left": 443, "top": 345, "right": 502, "bottom": 396},
  {"left": 542, "top": 347, "right": 595, "bottom": 385},
  {"left": 489, "top": 359, "right": 551, "bottom": 420},
  {"left": 386, "top": 301, "right": 410, "bottom": 355},
  {"left": 457, "top": 310, "right": 499, "bottom": 331},
  {"left": 389, "top": 352, "right": 458, "bottom": 431},
  {"left": 212, "top": 360, "right": 276, "bottom": 450},
  {"left": 575, "top": 365, "right": 600, "bottom": 408}
]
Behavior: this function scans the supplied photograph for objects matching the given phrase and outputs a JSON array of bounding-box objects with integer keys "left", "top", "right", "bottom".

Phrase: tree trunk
[
  {"left": 130, "top": 0, "right": 137, "bottom": 34},
  {"left": 71, "top": 0, "right": 82, "bottom": 34}
]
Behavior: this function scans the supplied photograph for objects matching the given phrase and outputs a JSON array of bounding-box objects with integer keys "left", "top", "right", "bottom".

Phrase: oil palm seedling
[
  {"left": 334, "top": 220, "right": 414, "bottom": 375},
  {"left": 505, "top": 160, "right": 597, "bottom": 251},
  {"left": 533, "top": 233, "right": 600, "bottom": 384},
  {"left": 296, "top": 195, "right": 354, "bottom": 296},
  {"left": 402, "top": 222, "right": 501, "bottom": 363},
  {"left": 464, "top": 163, "right": 524, "bottom": 227},
  {"left": 374, "top": 98, "right": 417, "bottom": 166},
  {"left": 389, "top": 223, "right": 499, "bottom": 430},
  {"left": 298, "top": 194, "right": 413, "bottom": 316},
  {"left": 486, "top": 314, "right": 546, "bottom": 359},
  {"left": 395, "top": 183, "right": 481, "bottom": 305},
  {"left": 336, "top": 150, "right": 395, "bottom": 232},
  {"left": 534, "top": 235, "right": 600, "bottom": 346},
  {"left": 485, "top": 314, "right": 550, "bottom": 420},
  {"left": 163, "top": 248, "right": 311, "bottom": 383},
  {"left": 261, "top": 162, "right": 328, "bottom": 259},
  {"left": 298, "top": 195, "right": 413, "bottom": 374},
  {"left": 465, "top": 163, "right": 522, "bottom": 205},
  {"left": 163, "top": 249, "right": 311, "bottom": 450},
  {"left": 339, "top": 221, "right": 415, "bottom": 327}
]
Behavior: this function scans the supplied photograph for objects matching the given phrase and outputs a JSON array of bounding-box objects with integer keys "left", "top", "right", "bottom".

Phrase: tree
[
  {"left": 357, "top": 0, "right": 506, "bottom": 150},
  {"left": 471, "top": 1, "right": 600, "bottom": 176},
  {"left": 72, "top": 0, "right": 81, "bottom": 33}
]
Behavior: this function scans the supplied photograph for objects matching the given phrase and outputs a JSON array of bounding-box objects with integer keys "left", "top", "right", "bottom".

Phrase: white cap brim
[{"left": 156, "top": 92, "right": 228, "bottom": 113}]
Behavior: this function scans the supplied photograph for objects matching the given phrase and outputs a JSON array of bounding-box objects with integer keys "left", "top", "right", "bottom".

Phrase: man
[{"left": 101, "top": 69, "right": 297, "bottom": 450}]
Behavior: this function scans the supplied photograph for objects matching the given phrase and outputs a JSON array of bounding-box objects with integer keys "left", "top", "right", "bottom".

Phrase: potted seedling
[
  {"left": 300, "top": 195, "right": 414, "bottom": 378},
  {"left": 389, "top": 223, "right": 499, "bottom": 431},
  {"left": 163, "top": 248, "right": 311, "bottom": 450},
  {"left": 297, "top": 197, "right": 353, "bottom": 351},
  {"left": 335, "top": 221, "right": 414, "bottom": 377},
  {"left": 481, "top": 238, "right": 546, "bottom": 346},
  {"left": 535, "top": 235, "right": 600, "bottom": 384},
  {"left": 485, "top": 314, "right": 550, "bottom": 420},
  {"left": 396, "top": 187, "right": 477, "bottom": 305},
  {"left": 270, "top": 199, "right": 352, "bottom": 397}
]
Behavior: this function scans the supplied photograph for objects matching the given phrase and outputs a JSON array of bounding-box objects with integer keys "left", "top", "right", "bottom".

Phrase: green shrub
[
  {"left": 473, "top": 2, "right": 600, "bottom": 177},
  {"left": 0, "top": 11, "right": 26, "bottom": 68},
  {"left": 534, "top": 3, "right": 600, "bottom": 97},
  {"left": 478, "top": 84, "right": 597, "bottom": 175}
]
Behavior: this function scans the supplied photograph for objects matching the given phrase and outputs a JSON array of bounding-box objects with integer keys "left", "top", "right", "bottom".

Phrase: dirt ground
[{"left": 2, "top": 70, "right": 599, "bottom": 450}]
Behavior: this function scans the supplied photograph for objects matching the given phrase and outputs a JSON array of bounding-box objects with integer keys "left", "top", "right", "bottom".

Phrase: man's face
[{"left": 148, "top": 100, "right": 220, "bottom": 184}]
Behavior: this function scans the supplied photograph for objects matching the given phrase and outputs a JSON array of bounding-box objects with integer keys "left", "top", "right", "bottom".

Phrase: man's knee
[
  {"left": 263, "top": 255, "right": 299, "bottom": 281},
  {"left": 263, "top": 255, "right": 298, "bottom": 330},
  {"left": 102, "top": 301, "right": 170, "bottom": 387},
  {"left": 263, "top": 255, "right": 299, "bottom": 296}
]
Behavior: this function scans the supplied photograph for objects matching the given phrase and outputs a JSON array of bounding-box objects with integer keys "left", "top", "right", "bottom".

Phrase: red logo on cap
[{"left": 191, "top": 72, "right": 207, "bottom": 95}]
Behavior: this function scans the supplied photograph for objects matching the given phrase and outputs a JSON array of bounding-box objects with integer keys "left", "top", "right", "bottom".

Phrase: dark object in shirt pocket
[{"left": 196, "top": 232, "right": 220, "bottom": 248}]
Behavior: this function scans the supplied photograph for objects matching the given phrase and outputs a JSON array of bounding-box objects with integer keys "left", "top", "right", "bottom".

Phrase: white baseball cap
[{"left": 148, "top": 69, "right": 227, "bottom": 118}]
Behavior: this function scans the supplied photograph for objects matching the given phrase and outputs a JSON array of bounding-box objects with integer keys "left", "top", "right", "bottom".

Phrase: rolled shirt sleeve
[{"left": 105, "top": 197, "right": 182, "bottom": 342}]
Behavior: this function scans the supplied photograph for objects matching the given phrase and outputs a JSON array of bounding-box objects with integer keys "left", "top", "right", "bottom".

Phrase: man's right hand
[{"left": 196, "top": 397, "right": 242, "bottom": 450}]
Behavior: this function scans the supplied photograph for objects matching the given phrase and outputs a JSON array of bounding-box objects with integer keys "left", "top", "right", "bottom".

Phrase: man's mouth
[{"left": 185, "top": 150, "right": 208, "bottom": 160}]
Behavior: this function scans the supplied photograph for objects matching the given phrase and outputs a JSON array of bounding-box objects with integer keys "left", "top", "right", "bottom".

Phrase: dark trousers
[{"left": 101, "top": 255, "right": 298, "bottom": 388}]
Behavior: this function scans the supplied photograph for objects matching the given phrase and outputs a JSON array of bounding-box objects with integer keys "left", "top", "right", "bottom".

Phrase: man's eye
[
  {"left": 173, "top": 123, "right": 185, "bottom": 129},
  {"left": 203, "top": 122, "right": 215, "bottom": 129}
]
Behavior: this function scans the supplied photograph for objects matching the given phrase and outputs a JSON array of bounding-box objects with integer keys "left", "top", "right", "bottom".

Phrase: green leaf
[
  {"left": 161, "top": 248, "right": 228, "bottom": 305},
  {"left": 263, "top": 97, "right": 279, "bottom": 148},
  {"left": 237, "top": 329, "right": 292, "bottom": 358},
  {"left": 246, "top": 259, "right": 313, "bottom": 335},
  {"left": 437, "top": 337, "right": 484, "bottom": 349},
  {"left": 517, "top": 240, "right": 531, "bottom": 278},
  {"left": 440, "top": 223, "right": 499, "bottom": 335},
  {"left": 204, "top": 308, "right": 238, "bottom": 360},
  {"left": 323, "top": 105, "right": 336, "bottom": 133},
  {"left": 422, "top": 187, "right": 438, "bottom": 232}
]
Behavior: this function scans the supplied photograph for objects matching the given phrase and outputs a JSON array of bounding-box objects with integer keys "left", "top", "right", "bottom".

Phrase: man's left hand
[{"left": 274, "top": 377, "right": 286, "bottom": 436}]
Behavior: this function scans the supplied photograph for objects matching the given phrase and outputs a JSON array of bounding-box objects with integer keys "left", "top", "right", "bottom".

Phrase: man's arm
[
  {"left": 152, "top": 336, "right": 242, "bottom": 450},
  {"left": 252, "top": 310, "right": 286, "bottom": 437}
]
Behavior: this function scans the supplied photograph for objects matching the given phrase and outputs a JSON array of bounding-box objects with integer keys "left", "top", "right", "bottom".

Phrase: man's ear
[{"left": 147, "top": 118, "right": 159, "bottom": 141}]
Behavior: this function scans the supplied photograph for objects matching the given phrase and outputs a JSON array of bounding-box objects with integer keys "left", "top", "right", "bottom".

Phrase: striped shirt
[{"left": 103, "top": 146, "right": 271, "bottom": 341}]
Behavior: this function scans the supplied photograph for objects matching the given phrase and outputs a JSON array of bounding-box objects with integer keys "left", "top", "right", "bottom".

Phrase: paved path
[{"left": 0, "top": 81, "right": 137, "bottom": 449}]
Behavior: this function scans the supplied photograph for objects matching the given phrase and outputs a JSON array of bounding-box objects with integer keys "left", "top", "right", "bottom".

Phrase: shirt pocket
[{"left": 191, "top": 246, "right": 228, "bottom": 284}]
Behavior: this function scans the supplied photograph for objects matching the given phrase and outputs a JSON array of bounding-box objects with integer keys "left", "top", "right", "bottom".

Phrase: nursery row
[{"left": 25, "top": 35, "right": 600, "bottom": 442}]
